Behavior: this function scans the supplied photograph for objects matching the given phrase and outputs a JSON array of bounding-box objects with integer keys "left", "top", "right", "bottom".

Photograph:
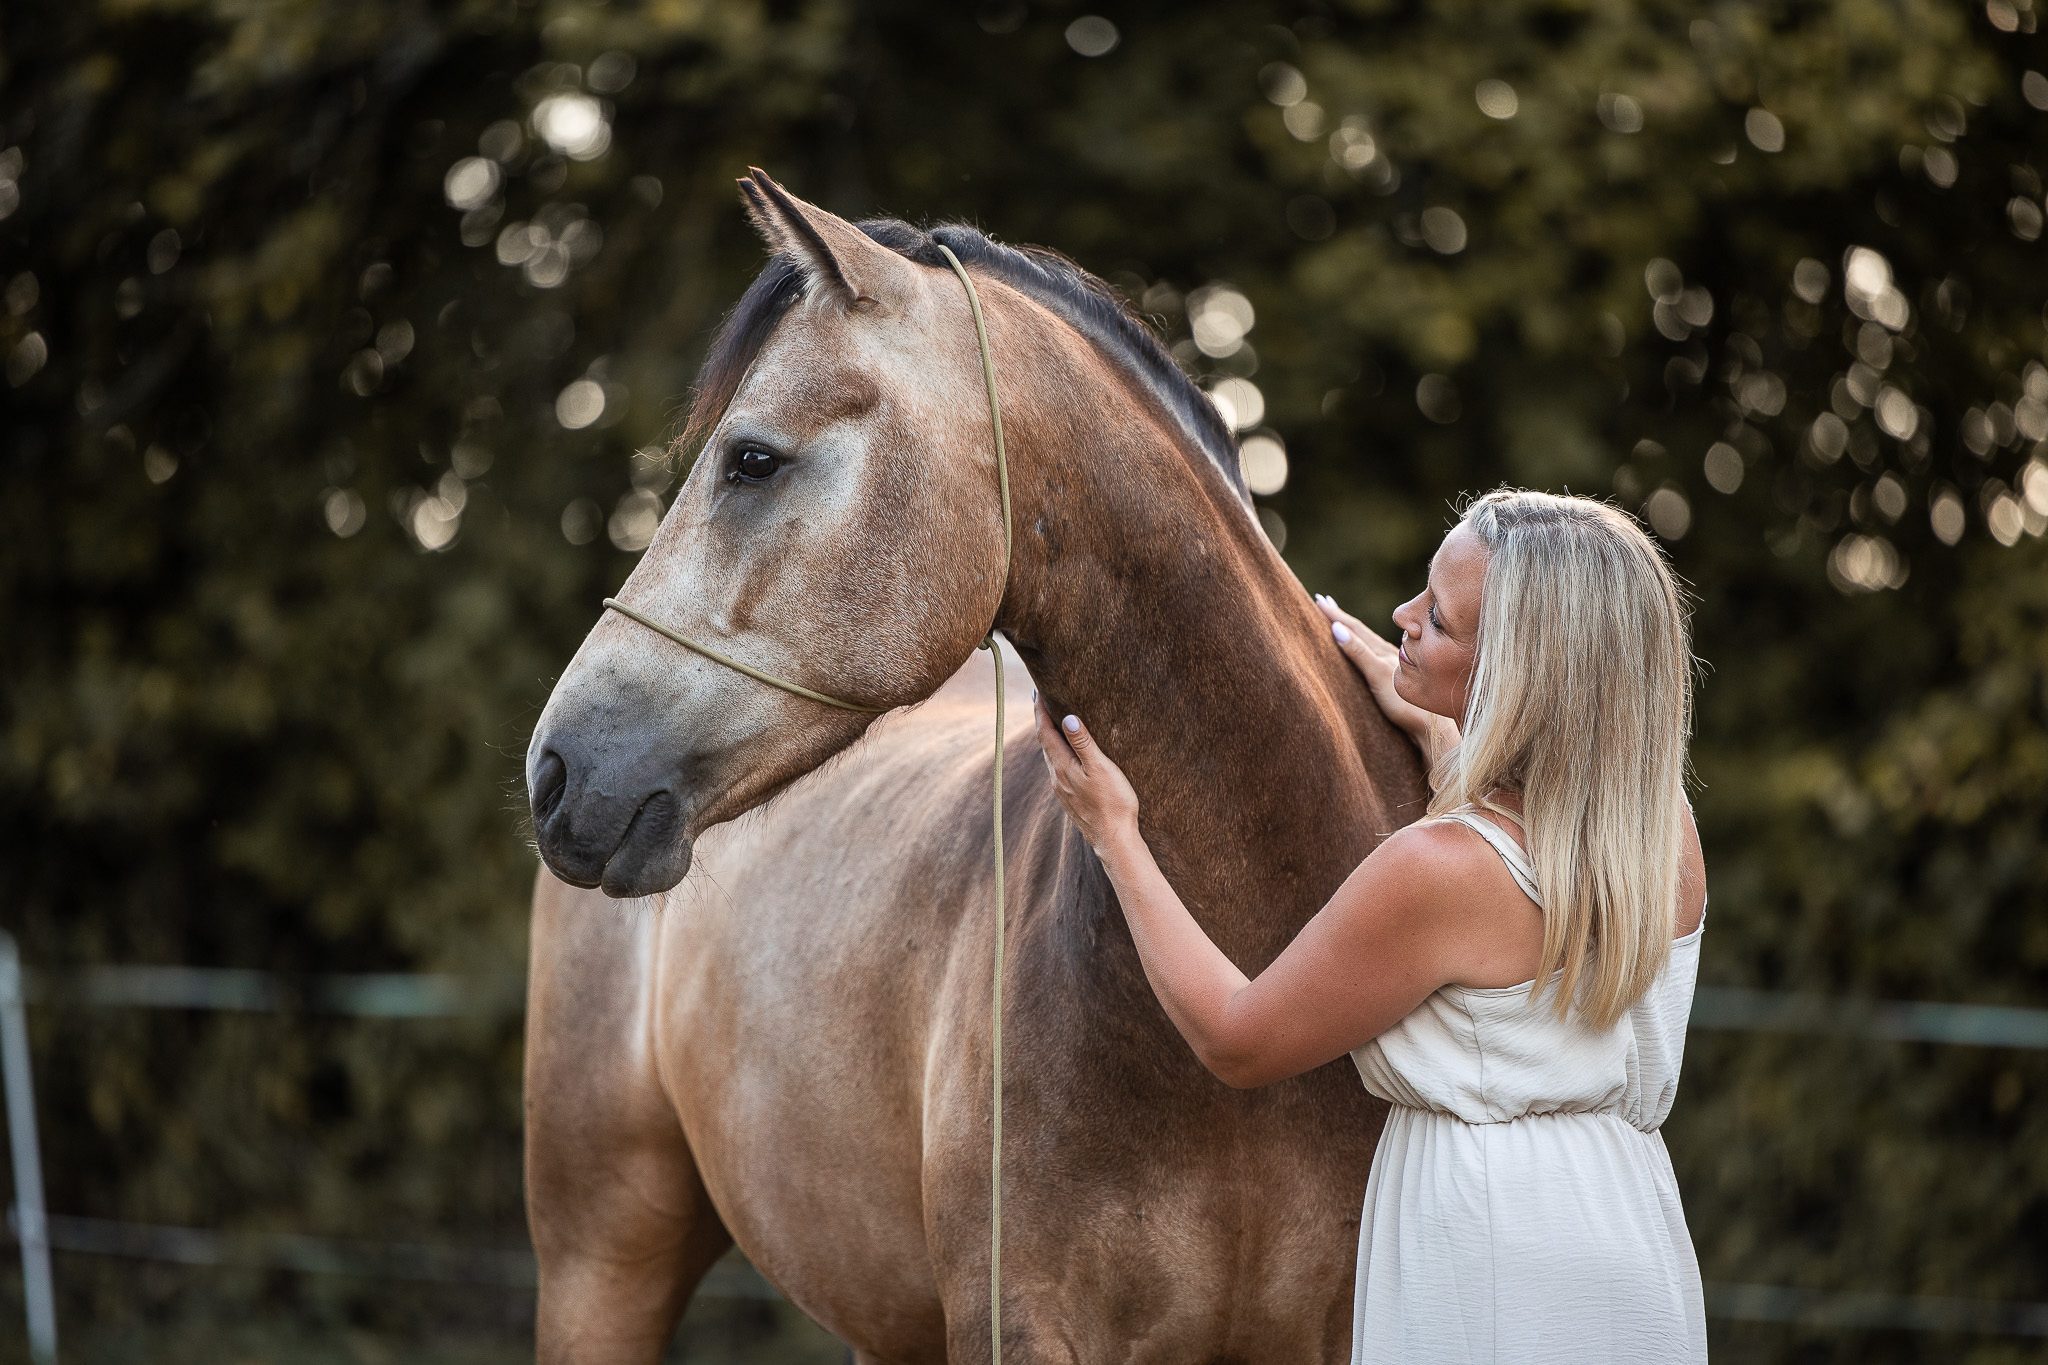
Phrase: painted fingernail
[
  {"left": 1332, "top": 622, "right": 1352, "bottom": 644},
  {"left": 1062, "top": 714, "right": 1081, "bottom": 734}
]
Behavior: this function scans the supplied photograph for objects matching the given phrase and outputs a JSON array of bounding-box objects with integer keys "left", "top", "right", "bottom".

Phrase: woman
[{"left": 1034, "top": 488, "right": 1709, "bottom": 1363}]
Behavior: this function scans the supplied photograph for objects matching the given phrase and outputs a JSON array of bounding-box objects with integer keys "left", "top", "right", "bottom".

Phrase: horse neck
[{"left": 988, "top": 321, "right": 1426, "bottom": 968}]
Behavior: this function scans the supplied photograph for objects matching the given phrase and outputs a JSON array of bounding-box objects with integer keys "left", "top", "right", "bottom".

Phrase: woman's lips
[{"left": 1398, "top": 642, "right": 1413, "bottom": 668}]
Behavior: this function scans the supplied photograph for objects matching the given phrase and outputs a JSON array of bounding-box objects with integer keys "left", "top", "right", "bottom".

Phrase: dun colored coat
[{"left": 524, "top": 171, "right": 1428, "bottom": 1363}]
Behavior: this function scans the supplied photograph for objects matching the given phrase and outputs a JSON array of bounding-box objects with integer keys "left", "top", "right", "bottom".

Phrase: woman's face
[{"left": 1390, "top": 523, "right": 1489, "bottom": 723}]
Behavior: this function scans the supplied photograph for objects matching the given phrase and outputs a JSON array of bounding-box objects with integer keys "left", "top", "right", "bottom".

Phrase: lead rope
[
  {"left": 602, "top": 241, "right": 1013, "bottom": 1364},
  {"left": 935, "top": 242, "right": 1012, "bottom": 1365}
]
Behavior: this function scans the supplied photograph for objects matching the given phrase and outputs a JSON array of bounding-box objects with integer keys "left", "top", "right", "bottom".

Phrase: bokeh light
[
  {"left": 1329, "top": 118, "right": 1377, "bottom": 171},
  {"left": 1064, "top": 16, "right": 1118, "bottom": 57},
  {"left": 442, "top": 156, "right": 500, "bottom": 211},
  {"left": 1259, "top": 62, "right": 1307, "bottom": 107},
  {"left": 1207, "top": 376, "right": 1265, "bottom": 432},
  {"left": 532, "top": 93, "right": 611, "bottom": 161},
  {"left": 142, "top": 443, "right": 177, "bottom": 484},
  {"left": 1419, "top": 206, "right": 1467, "bottom": 254},
  {"left": 608, "top": 490, "right": 663, "bottom": 551},
  {"left": 1703, "top": 442, "right": 1744, "bottom": 494},
  {"left": 1239, "top": 434, "right": 1288, "bottom": 495},
  {"left": 1828, "top": 534, "right": 1907, "bottom": 591},
  {"left": 1474, "top": 80, "right": 1518, "bottom": 120},
  {"left": 1745, "top": 107, "right": 1786, "bottom": 152},
  {"left": 0, "top": 146, "right": 20, "bottom": 220},
  {"left": 6, "top": 330, "right": 46, "bottom": 386},
  {"left": 1643, "top": 486, "right": 1692, "bottom": 540},
  {"left": 555, "top": 379, "right": 607, "bottom": 430},
  {"left": 1597, "top": 92, "right": 1644, "bottom": 134},
  {"left": 1186, "top": 284, "right": 1255, "bottom": 358},
  {"left": 322, "top": 488, "right": 367, "bottom": 538},
  {"left": 1415, "top": 373, "right": 1460, "bottom": 424},
  {"left": 560, "top": 497, "right": 602, "bottom": 546}
]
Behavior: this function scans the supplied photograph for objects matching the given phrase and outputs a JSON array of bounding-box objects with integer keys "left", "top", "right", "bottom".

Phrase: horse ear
[{"left": 738, "top": 168, "right": 912, "bottom": 309}]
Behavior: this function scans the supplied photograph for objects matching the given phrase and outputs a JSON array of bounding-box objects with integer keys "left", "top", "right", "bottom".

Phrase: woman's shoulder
[
  {"left": 1368, "top": 814, "right": 1542, "bottom": 922},
  {"left": 1373, "top": 807, "right": 1517, "bottom": 859},
  {"left": 1372, "top": 812, "right": 1511, "bottom": 868},
  {"left": 1365, "top": 813, "right": 1547, "bottom": 990}
]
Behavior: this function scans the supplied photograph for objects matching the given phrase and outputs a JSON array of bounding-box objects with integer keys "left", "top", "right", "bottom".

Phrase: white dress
[{"left": 1348, "top": 811, "right": 1709, "bottom": 1364}]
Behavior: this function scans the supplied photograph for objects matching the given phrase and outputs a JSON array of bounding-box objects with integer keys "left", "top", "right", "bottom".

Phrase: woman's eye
[{"left": 733, "top": 448, "right": 779, "bottom": 482}]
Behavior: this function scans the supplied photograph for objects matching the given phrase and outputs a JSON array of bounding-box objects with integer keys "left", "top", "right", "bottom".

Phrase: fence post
[{"left": 0, "top": 934, "right": 56, "bottom": 1363}]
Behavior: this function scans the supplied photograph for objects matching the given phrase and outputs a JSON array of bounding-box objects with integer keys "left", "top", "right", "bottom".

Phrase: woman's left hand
[{"left": 1034, "top": 698, "right": 1140, "bottom": 851}]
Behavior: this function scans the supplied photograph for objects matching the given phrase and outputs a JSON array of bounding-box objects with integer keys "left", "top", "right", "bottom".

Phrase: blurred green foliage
[{"left": 3, "top": 0, "right": 2048, "bottom": 1359}]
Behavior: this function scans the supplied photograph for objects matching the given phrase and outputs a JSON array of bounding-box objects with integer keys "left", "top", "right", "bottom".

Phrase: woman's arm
[{"left": 1033, "top": 700, "right": 1474, "bottom": 1088}]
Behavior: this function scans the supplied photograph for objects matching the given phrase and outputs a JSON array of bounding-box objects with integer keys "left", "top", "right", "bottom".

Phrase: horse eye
[{"left": 734, "top": 448, "right": 779, "bottom": 482}]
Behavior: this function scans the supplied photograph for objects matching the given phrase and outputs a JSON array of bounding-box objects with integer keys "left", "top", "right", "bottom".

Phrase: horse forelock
[
  {"left": 677, "top": 252, "right": 809, "bottom": 460},
  {"left": 677, "top": 219, "right": 1252, "bottom": 509}
]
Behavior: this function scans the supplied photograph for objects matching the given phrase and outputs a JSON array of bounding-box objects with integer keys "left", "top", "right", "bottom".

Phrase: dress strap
[{"left": 1438, "top": 810, "right": 1543, "bottom": 908}]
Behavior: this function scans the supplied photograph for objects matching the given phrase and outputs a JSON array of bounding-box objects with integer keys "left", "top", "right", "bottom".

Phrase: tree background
[{"left": 3, "top": 0, "right": 2047, "bottom": 1359}]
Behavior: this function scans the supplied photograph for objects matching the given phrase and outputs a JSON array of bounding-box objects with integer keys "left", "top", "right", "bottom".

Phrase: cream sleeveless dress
[{"left": 1347, "top": 811, "right": 1709, "bottom": 1363}]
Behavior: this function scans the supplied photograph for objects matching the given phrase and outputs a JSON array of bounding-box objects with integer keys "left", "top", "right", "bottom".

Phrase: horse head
[{"left": 527, "top": 171, "right": 1010, "bottom": 897}]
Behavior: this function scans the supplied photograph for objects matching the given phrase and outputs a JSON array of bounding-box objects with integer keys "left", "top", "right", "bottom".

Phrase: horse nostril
[{"left": 530, "top": 748, "right": 568, "bottom": 826}]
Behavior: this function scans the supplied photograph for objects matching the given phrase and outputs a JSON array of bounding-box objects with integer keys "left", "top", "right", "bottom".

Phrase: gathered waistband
[{"left": 1383, "top": 1102, "right": 1660, "bottom": 1135}]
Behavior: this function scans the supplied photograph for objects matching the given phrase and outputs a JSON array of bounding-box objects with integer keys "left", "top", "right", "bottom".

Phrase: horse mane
[{"left": 678, "top": 219, "right": 1251, "bottom": 507}]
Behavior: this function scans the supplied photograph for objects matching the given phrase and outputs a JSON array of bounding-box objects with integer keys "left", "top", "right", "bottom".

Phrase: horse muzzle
[{"left": 527, "top": 725, "right": 697, "bottom": 898}]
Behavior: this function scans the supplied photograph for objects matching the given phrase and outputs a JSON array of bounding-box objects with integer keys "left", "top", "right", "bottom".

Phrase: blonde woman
[{"left": 1035, "top": 489, "right": 1709, "bottom": 1363}]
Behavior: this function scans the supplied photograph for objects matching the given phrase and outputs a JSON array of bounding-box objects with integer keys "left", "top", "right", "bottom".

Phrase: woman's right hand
[{"left": 1313, "top": 594, "right": 1458, "bottom": 758}]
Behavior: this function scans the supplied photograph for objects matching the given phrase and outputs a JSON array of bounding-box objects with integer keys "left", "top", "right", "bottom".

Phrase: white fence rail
[
  {"left": 1690, "top": 986, "right": 2048, "bottom": 1048},
  {"left": 0, "top": 937, "right": 54, "bottom": 1365}
]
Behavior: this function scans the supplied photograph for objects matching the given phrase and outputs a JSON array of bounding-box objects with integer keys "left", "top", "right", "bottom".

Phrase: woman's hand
[
  {"left": 1034, "top": 698, "right": 1140, "bottom": 852},
  {"left": 1313, "top": 594, "right": 1459, "bottom": 759}
]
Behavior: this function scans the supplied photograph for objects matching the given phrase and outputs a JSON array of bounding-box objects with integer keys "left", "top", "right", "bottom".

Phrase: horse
[{"left": 522, "top": 169, "right": 1428, "bottom": 1364}]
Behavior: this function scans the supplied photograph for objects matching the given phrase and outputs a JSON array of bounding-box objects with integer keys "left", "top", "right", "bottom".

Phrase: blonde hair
[{"left": 1427, "top": 488, "right": 1693, "bottom": 1030}]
